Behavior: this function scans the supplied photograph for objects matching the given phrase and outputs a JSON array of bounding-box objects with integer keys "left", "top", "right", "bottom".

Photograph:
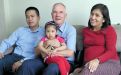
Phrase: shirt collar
[
  {"left": 27, "top": 26, "right": 40, "bottom": 33},
  {"left": 58, "top": 21, "right": 66, "bottom": 33}
]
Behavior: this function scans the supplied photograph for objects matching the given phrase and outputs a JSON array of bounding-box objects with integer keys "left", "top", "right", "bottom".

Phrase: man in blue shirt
[
  {"left": 42, "top": 3, "right": 76, "bottom": 75},
  {"left": 0, "top": 7, "right": 44, "bottom": 75},
  {"left": 20, "top": 3, "right": 76, "bottom": 75}
]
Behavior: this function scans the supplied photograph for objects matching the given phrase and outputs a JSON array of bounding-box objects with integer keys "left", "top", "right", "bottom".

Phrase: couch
[{"left": 4, "top": 24, "right": 121, "bottom": 75}]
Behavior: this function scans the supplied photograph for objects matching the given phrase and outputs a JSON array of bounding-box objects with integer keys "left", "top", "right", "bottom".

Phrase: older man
[{"left": 42, "top": 3, "right": 76, "bottom": 75}]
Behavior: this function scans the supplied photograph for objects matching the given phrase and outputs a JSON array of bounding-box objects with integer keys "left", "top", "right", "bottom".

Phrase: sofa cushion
[
  {"left": 73, "top": 25, "right": 85, "bottom": 51},
  {"left": 113, "top": 24, "right": 121, "bottom": 52}
]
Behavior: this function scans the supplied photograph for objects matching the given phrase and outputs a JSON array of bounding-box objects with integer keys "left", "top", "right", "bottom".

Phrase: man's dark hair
[{"left": 25, "top": 7, "right": 40, "bottom": 16}]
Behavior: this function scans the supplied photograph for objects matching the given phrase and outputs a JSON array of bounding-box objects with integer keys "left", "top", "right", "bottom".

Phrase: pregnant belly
[{"left": 84, "top": 46, "right": 105, "bottom": 62}]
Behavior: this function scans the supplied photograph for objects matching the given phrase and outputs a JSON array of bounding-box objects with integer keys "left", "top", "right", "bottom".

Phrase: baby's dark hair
[{"left": 45, "top": 21, "right": 58, "bottom": 31}]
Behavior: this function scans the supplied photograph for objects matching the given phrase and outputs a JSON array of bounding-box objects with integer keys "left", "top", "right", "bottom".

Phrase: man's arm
[
  {"left": 54, "top": 48, "right": 74, "bottom": 57},
  {"left": 0, "top": 28, "right": 20, "bottom": 53},
  {"left": 0, "top": 28, "right": 20, "bottom": 58}
]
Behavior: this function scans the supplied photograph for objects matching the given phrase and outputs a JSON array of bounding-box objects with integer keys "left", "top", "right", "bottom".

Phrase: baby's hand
[{"left": 47, "top": 50, "right": 53, "bottom": 56}]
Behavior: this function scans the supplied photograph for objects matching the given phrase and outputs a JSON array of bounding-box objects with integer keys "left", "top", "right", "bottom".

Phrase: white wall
[
  {"left": 0, "top": 0, "right": 6, "bottom": 41},
  {"left": 2, "top": 0, "right": 121, "bottom": 39}
]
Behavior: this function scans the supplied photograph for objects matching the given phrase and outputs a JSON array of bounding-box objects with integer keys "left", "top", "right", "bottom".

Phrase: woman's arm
[{"left": 98, "top": 26, "right": 117, "bottom": 63}]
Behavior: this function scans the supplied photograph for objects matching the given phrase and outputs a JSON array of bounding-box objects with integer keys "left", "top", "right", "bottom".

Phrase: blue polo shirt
[{"left": 0, "top": 26, "right": 45, "bottom": 60}]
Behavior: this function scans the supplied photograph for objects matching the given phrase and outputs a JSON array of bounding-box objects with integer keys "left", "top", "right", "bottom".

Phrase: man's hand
[
  {"left": 12, "top": 61, "right": 22, "bottom": 72},
  {"left": 0, "top": 52, "right": 4, "bottom": 59},
  {"left": 87, "top": 59, "right": 100, "bottom": 73},
  {"left": 47, "top": 50, "right": 62, "bottom": 57}
]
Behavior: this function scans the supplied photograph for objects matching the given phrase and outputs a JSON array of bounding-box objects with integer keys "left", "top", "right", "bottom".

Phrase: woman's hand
[{"left": 87, "top": 59, "right": 100, "bottom": 73}]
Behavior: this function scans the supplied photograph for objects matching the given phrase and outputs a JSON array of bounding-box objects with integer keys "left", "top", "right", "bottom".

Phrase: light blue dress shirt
[
  {"left": 57, "top": 21, "right": 76, "bottom": 61},
  {"left": 0, "top": 26, "right": 45, "bottom": 60}
]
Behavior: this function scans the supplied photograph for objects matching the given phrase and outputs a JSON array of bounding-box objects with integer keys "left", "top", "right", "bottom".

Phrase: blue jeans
[
  {"left": 17, "top": 58, "right": 74, "bottom": 75},
  {"left": 15, "top": 58, "right": 45, "bottom": 75},
  {"left": 0, "top": 53, "right": 24, "bottom": 75}
]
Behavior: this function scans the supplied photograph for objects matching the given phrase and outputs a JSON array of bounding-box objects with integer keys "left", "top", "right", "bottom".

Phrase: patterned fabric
[{"left": 79, "top": 60, "right": 121, "bottom": 75}]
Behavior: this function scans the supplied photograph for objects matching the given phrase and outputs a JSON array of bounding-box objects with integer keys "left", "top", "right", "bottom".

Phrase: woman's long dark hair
[{"left": 88, "top": 3, "right": 111, "bottom": 29}]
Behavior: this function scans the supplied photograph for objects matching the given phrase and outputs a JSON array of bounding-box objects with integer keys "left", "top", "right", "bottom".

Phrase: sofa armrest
[
  {"left": 74, "top": 50, "right": 84, "bottom": 67},
  {"left": 113, "top": 24, "right": 121, "bottom": 52}
]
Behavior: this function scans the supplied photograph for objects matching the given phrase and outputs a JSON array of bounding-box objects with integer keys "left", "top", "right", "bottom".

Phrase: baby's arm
[
  {"left": 43, "top": 41, "right": 51, "bottom": 49},
  {"left": 37, "top": 41, "right": 51, "bottom": 58}
]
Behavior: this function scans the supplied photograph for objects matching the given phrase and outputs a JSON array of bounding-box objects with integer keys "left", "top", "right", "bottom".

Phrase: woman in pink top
[
  {"left": 38, "top": 21, "right": 70, "bottom": 75},
  {"left": 74, "top": 3, "right": 121, "bottom": 75}
]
